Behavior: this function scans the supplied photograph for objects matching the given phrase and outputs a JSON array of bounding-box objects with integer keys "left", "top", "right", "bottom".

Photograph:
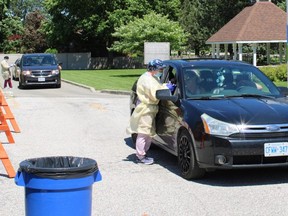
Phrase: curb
[{"left": 62, "top": 79, "right": 130, "bottom": 96}]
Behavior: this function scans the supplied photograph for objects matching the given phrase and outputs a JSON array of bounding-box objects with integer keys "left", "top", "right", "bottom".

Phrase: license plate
[
  {"left": 264, "top": 142, "right": 288, "bottom": 157},
  {"left": 38, "top": 77, "right": 45, "bottom": 82}
]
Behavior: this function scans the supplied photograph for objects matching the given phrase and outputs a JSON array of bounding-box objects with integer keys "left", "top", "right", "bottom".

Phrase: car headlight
[
  {"left": 22, "top": 70, "right": 31, "bottom": 75},
  {"left": 51, "top": 70, "right": 59, "bottom": 75},
  {"left": 201, "top": 113, "right": 239, "bottom": 136}
]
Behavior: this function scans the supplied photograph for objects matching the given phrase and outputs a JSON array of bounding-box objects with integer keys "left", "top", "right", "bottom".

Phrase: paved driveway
[{"left": 1, "top": 80, "right": 288, "bottom": 216}]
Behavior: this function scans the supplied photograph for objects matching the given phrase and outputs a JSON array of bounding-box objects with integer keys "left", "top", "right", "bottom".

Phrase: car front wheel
[{"left": 178, "top": 130, "right": 205, "bottom": 180}]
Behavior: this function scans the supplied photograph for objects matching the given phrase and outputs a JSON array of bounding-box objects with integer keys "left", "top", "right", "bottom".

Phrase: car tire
[
  {"left": 18, "top": 80, "right": 23, "bottom": 89},
  {"left": 178, "top": 129, "right": 205, "bottom": 180}
]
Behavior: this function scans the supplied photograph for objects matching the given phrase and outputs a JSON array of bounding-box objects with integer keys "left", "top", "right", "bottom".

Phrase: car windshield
[
  {"left": 23, "top": 56, "right": 56, "bottom": 66},
  {"left": 183, "top": 65, "right": 281, "bottom": 99}
]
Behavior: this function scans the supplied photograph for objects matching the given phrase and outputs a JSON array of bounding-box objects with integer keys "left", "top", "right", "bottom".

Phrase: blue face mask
[{"left": 154, "top": 72, "right": 162, "bottom": 78}]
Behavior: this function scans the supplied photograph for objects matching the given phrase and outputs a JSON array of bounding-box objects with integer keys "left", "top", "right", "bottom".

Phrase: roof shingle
[{"left": 206, "top": 1, "right": 286, "bottom": 44}]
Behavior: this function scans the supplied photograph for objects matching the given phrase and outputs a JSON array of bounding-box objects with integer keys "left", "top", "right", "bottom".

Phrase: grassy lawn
[
  {"left": 275, "top": 81, "right": 288, "bottom": 87},
  {"left": 62, "top": 68, "right": 288, "bottom": 91},
  {"left": 61, "top": 69, "right": 144, "bottom": 91}
]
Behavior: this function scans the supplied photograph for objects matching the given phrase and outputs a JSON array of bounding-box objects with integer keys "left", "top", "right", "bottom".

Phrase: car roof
[
  {"left": 163, "top": 59, "right": 252, "bottom": 67},
  {"left": 22, "top": 53, "right": 55, "bottom": 57}
]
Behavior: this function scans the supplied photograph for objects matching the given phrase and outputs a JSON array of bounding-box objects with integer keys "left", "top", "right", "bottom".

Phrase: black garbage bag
[{"left": 19, "top": 156, "right": 99, "bottom": 179}]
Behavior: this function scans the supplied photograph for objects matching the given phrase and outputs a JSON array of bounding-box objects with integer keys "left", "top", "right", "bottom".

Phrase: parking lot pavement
[{"left": 1, "top": 81, "right": 288, "bottom": 216}]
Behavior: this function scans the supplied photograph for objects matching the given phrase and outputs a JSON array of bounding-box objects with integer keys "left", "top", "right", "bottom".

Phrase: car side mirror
[
  {"left": 156, "top": 89, "right": 178, "bottom": 102},
  {"left": 278, "top": 86, "right": 288, "bottom": 96},
  {"left": 16, "top": 62, "right": 20, "bottom": 66}
]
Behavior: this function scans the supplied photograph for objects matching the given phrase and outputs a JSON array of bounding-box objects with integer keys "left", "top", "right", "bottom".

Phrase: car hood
[{"left": 184, "top": 97, "right": 288, "bottom": 125}]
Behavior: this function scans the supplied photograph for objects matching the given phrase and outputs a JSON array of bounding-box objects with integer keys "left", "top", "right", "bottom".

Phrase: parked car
[
  {"left": 130, "top": 59, "right": 288, "bottom": 180},
  {"left": 17, "top": 53, "right": 61, "bottom": 88},
  {"left": 10, "top": 58, "right": 21, "bottom": 81}
]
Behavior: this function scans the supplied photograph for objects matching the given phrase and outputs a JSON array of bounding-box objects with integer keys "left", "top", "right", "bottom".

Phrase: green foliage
[
  {"left": 0, "top": 0, "right": 286, "bottom": 57},
  {"left": 275, "top": 0, "right": 286, "bottom": 10},
  {"left": 0, "top": 9, "right": 23, "bottom": 53},
  {"left": 45, "top": 48, "right": 58, "bottom": 54},
  {"left": 260, "top": 64, "right": 287, "bottom": 82},
  {"left": 21, "top": 10, "right": 48, "bottom": 53},
  {"left": 110, "top": 12, "right": 188, "bottom": 57},
  {"left": 179, "top": 0, "right": 251, "bottom": 55}
]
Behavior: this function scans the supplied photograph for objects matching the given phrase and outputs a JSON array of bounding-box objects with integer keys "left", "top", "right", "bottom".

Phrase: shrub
[
  {"left": 259, "top": 64, "right": 287, "bottom": 82},
  {"left": 45, "top": 48, "right": 58, "bottom": 54}
]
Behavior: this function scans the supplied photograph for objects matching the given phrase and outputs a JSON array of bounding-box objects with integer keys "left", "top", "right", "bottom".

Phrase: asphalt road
[{"left": 1, "top": 80, "right": 288, "bottom": 216}]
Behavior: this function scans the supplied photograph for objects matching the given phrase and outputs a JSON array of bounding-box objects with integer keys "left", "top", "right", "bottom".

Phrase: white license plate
[
  {"left": 38, "top": 77, "right": 45, "bottom": 82},
  {"left": 264, "top": 142, "right": 288, "bottom": 157}
]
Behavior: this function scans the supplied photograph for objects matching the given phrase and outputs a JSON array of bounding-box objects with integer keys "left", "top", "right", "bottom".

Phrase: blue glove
[{"left": 166, "top": 81, "right": 176, "bottom": 93}]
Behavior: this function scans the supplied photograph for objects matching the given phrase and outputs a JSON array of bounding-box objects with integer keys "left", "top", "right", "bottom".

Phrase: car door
[{"left": 154, "top": 63, "right": 183, "bottom": 153}]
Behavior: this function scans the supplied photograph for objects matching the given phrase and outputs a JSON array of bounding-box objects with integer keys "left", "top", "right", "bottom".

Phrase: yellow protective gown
[
  {"left": 1, "top": 59, "right": 10, "bottom": 80},
  {"left": 127, "top": 72, "right": 167, "bottom": 136}
]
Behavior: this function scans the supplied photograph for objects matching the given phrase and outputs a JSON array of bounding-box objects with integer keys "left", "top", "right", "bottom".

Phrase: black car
[
  {"left": 17, "top": 53, "right": 61, "bottom": 88},
  {"left": 130, "top": 59, "right": 288, "bottom": 179}
]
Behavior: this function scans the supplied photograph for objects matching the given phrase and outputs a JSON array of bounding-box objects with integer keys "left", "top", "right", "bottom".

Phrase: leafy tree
[
  {"left": 0, "top": 0, "right": 23, "bottom": 53},
  {"left": 275, "top": 0, "right": 286, "bottom": 10},
  {"left": 21, "top": 10, "right": 48, "bottom": 53},
  {"left": 43, "top": 0, "right": 181, "bottom": 57},
  {"left": 179, "top": 0, "right": 253, "bottom": 55},
  {"left": 9, "top": 0, "right": 46, "bottom": 22},
  {"left": 110, "top": 12, "right": 188, "bottom": 57},
  {"left": 0, "top": 0, "right": 47, "bottom": 53},
  {"left": 43, "top": 0, "right": 115, "bottom": 55}
]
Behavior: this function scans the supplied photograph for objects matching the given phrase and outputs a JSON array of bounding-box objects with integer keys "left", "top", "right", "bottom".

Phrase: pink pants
[
  {"left": 136, "top": 133, "right": 152, "bottom": 160},
  {"left": 4, "top": 78, "right": 12, "bottom": 88}
]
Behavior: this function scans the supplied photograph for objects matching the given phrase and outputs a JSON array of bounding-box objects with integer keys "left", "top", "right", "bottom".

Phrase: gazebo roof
[{"left": 206, "top": 1, "right": 286, "bottom": 44}]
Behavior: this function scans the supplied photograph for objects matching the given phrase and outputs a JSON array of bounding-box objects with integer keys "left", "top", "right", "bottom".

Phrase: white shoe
[{"left": 137, "top": 157, "right": 154, "bottom": 165}]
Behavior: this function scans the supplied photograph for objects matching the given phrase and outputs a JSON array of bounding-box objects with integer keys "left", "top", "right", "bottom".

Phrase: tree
[
  {"left": 21, "top": 10, "right": 48, "bottom": 53},
  {"left": 179, "top": 0, "right": 253, "bottom": 56},
  {"left": 0, "top": 0, "right": 47, "bottom": 53},
  {"left": 43, "top": 0, "right": 181, "bottom": 57},
  {"left": 109, "top": 12, "right": 188, "bottom": 57},
  {"left": 43, "top": 0, "right": 115, "bottom": 55},
  {"left": 9, "top": 0, "right": 46, "bottom": 22},
  {"left": 0, "top": 0, "right": 23, "bottom": 53}
]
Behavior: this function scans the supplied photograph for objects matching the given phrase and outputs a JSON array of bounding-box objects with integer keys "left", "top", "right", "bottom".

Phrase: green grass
[
  {"left": 61, "top": 69, "right": 144, "bottom": 91},
  {"left": 275, "top": 81, "right": 288, "bottom": 87}
]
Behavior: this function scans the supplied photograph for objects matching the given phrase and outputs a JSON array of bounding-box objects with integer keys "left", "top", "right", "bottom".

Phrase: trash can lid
[{"left": 19, "top": 156, "right": 99, "bottom": 179}]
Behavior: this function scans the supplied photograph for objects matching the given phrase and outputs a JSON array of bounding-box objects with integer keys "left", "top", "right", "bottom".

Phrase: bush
[
  {"left": 45, "top": 48, "right": 58, "bottom": 54},
  {"left": 259, "top": 64, "right": 287, "bottom": 82}
]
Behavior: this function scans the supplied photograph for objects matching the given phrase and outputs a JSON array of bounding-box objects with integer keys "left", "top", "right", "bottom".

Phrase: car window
[
  {"left": 162, "top": 65, "right": 178, "bottom": 95},
  {"left": 183, "top": 65, "right": 280, "bottom": 98},
  {"left": 23, "top": 56, "right": 57, "bottom": 66}
]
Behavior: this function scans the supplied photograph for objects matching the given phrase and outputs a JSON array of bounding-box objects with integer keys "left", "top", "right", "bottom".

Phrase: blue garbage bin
[{"left": 15, "top": 156, "right": 102, "bottom": 216}]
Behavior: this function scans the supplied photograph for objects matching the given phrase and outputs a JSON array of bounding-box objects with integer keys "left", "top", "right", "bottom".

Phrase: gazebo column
[
  {"left": 224, "top": 44, "right": 228, "bottom": 60},
  {"left": 233, "top": 43, "right": 237, "bottom": 60},
  {"left": 211, "top": 44, "right": 215, "bottom": 58},
  {"left": 252, "top": 43, "right": 257, "bottom": 66},
  {"left": 285, "top": 43, "right": 287, "bottom": 63},
  {"left": 238, "top": 43, "right": 243, "bottom": 61},
  {"left": 216, "top": 44, "right": 220, "bottom": 58},
  {"left": 267, "top": 43, "right": 270, "bottom": 65},
  {"left": 279, "top": 42, "right": 283, "bottom": 64}
]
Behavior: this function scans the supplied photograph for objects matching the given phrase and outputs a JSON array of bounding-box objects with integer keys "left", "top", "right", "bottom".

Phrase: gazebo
[{"left": 206, "top": 0, "right": 286, "bottom": 66}]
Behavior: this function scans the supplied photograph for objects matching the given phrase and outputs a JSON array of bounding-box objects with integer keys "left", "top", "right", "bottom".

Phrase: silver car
[{"left": 11, "top": 58, "right": 21, "bottom": 81}]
